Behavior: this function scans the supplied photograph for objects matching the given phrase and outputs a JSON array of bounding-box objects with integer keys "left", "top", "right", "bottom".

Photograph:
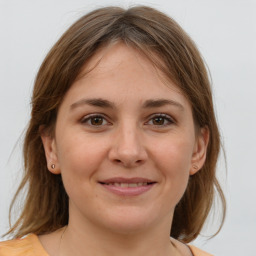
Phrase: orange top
[
  {"left": 0, "top": 234, "right": 213, "bottom": 256},
  {"left": 188, "top": 245, "right": 213, "bottom": 256}
]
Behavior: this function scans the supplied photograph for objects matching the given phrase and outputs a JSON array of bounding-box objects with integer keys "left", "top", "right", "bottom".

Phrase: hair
[{"left": 6, "top": 5, "right": 225, "bottom": 242}]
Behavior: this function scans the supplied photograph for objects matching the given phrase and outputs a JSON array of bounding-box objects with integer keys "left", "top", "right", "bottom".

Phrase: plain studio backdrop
[{"left": 0, "top": 0, "right": 255, "bottom": 255}]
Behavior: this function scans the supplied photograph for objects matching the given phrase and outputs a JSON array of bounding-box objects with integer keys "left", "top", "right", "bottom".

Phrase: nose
[{"left": 108, "top": 124, "right": 148, "bottom": 168}]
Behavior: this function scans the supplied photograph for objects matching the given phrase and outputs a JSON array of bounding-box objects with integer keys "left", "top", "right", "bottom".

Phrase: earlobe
[
  {"left": 40, "top": 127, "right": 61, "bottom": 175},
  {"left": 190, "top": 126, "right": 209, "bottom": 175}
]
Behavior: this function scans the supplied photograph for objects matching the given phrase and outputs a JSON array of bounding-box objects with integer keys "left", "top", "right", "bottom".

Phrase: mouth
[
  {"left": 98, "top": 178, "right": 156, "bottom": 196},
  {"left": 100, "top": 182, "right": 154, "bottom": 187}
]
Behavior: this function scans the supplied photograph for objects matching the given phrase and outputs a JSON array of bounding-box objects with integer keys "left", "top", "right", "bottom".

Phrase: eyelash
[
  {"left": 145, "top": 113, "right": 175, "bottom": 127},
  {"left": 81, "top": 114, "right": 110, "bottom": 127},
  {"left": 80, "top": 113, "right": 175, "bottom": 127}
]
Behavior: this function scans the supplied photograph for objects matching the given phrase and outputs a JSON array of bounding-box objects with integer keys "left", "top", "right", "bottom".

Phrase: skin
[{"left": 40, "top": 43, "right": 209, "bottom": 256}]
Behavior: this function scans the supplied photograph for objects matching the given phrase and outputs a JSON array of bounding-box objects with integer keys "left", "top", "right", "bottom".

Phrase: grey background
[{"left": 0, "top": 0, "right": 255, "bottom": 255}]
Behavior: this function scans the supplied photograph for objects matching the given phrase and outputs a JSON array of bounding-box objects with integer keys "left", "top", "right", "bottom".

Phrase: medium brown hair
[{"left": 7, "top": 6, "right": 225, "bottom": 242}]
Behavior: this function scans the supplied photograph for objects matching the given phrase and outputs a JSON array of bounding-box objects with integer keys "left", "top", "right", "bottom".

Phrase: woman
[{"left": 0, "top": 6, "right": 225, "bottom": 256}]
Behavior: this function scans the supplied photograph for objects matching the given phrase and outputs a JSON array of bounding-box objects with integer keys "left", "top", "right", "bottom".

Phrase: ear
[
  {"left": 40, "top": 126, "right": 61, "bottom": 175},
  {"left": 190, "top": 126, "right": 209, "bottom": 175}
]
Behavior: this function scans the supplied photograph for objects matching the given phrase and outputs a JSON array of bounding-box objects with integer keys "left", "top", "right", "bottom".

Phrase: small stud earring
[{"left": 51, "top": 164, "right": 55, "bottom": 169}]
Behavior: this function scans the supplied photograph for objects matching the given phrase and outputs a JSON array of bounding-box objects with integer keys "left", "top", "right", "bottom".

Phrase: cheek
[
  {"left": 56, "top": 137, "right": 108, "bottom": 206},
  {"left": 154, "top": 137, "right": 194, "bottom": 171},
  {"left": 152, "top": 138, "right": 194, "bottom": 197},
  {"left": 56, "top": 134, "right": 108, "bottom": 182}
]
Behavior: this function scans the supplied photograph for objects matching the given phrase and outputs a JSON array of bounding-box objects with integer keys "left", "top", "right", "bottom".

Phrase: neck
[{"left": 60, "top": 219, "right": 177, "bottom": 256}]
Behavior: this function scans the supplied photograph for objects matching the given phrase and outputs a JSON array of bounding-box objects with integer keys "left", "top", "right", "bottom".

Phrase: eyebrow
[
  {"left": 70, "top": 98, "right": 184, "bottom": 111},
  {"left": 142, "top": 99, "right": 184, "bottom": 111},
  {"left": 70, "top": 98, "right": 115, "bottom": 110}
]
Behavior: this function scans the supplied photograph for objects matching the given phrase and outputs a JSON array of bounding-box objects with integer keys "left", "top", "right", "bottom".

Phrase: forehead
[
  {"left": 77, "top": 43, "right": 156, "bottom": 78},
  {"left": 62, "top": 42, "right": 190, "bottom": 110},
  {"left": 75, "top": 42, "right": 181, "bottom": 93}
]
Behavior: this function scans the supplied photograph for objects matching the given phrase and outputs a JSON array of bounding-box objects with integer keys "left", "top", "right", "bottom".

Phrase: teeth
[
  {"left": 106, "top": 182, "right": 149, "bottom": 187},
  {"left": 128, "top": 183, "right": 137, "bottom": 187}
]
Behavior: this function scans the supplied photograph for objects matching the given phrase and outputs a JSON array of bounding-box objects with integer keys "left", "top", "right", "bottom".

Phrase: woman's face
[{"left": 42, "top": 43, "right": 208, "bottom": 235}]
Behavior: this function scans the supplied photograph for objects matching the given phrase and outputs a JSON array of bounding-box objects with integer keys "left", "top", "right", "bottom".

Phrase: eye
[
  {"left": 81, "top": 114, "right": 109, "bottom": 126},
  {"left": 146, "top": 114, "right": 174, "bottom": 126}
]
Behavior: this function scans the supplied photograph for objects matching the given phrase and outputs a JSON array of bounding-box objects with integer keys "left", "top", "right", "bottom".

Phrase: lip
[{"left": 98, "top": 177, "right": 156, "bottom": 196}]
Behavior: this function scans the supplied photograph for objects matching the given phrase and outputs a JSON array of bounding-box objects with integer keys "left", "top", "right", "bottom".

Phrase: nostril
[{"left": 112, "top": 158, "right": 144, "bottom": 168}]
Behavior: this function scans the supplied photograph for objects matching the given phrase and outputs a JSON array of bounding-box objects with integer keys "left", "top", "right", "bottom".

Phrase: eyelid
[
  {"left": 80, "top": 112, "right": 175, "bottom": 127},
  {"left": 145, "top": 113, "right": 175, "bottom": 126},
  {"left": 80, "top": 113, "right": 111, "bottom": 126}
]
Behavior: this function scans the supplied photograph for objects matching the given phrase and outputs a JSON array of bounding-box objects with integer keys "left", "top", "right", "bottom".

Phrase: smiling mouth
[
  {"left": 98, "top": 178, "right": 156, "bottom": 196},
  {"left": 100, "top": 182, "right": 155, "bottom": 187}
]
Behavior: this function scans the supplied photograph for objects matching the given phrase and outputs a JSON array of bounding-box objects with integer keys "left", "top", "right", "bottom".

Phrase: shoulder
[
  {"left": 188, "top": 245, "right": 214, "bottom": 256},
  {"left": 0, "top": 234, "right": 49, "bottom": 256},
  {"left": 170, "top": 238, "right": 213, "bottom": 256}
]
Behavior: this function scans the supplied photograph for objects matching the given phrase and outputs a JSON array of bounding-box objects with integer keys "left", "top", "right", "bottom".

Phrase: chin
[{"left": 98, "top": 206, "right": 163, "bottom": 235}]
